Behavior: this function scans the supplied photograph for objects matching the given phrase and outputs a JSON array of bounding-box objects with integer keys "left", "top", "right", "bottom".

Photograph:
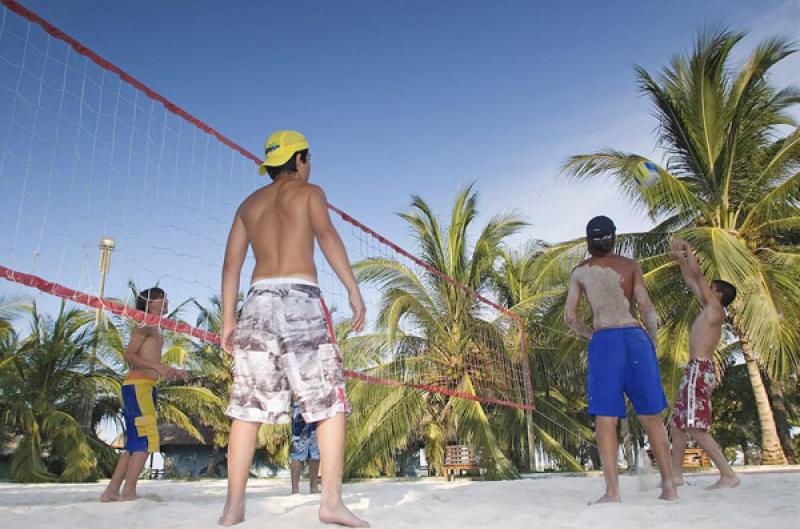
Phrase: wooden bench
[
  {"left": 646, "top": 447, "right": 711, "bottom": 469},
  {"left": 442, "top": 445, "right": 480, "bottom": 481},
  {"left": 682, "top": 448, "right": 711, "bottom": 469}
]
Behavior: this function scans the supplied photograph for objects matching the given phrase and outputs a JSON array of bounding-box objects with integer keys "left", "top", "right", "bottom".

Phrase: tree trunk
[
  {"left": 766, "top": 377, "right": 797, "bottom": 464},
  {"left": 736, "top": 328, "right": 788, "bottom": 465},
  {"left": 525, "top": 410, "right": 537, "bottom": 472}
]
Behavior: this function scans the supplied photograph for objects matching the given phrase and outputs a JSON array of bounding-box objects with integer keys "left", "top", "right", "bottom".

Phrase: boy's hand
[
  {"left": 172, "top": 369, "right": 190, "bottom": 382},
  {"left": 221, "top": 322, "right": 237, "bottom": 355},
  {"left": 349, "top": 290, "right": 366, "bottom": 333},
  {"left": 159, "top": 365, "right": 184, "bottom": 381},
  {"left": 670, "top": 238, "right": 690, "bottom": 260}
]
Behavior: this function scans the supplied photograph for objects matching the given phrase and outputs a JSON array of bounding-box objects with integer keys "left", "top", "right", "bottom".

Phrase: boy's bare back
[
  {"left": 236, "top": 179, "right": 327, "bottom": 283},
  {"left": 566, "top": 254, "right": 658, "bottom": 341},
  {"left": 221, "top": 139, "right": 364, "bottom": 353}
]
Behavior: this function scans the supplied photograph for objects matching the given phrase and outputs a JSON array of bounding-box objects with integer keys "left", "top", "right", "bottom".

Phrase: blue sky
[{"left": 2, "top": 0, "right": 799, "bottom": 317}]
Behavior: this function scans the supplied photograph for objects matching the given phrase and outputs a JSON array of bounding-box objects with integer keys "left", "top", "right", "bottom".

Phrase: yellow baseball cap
[{"left": 258, "top": 130, "right": 309, "bottom": 175}]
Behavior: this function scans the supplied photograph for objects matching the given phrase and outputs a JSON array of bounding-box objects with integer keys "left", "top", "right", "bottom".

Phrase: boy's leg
[
  {"left": 670, "top": 425, "right": 688, "bottom": 486},
  {"left": 100, "top": 452, "right": 130, "bottom": 501},
  {"left": 638, "top": 415, "right": 678, "bottom": 500},
  {"left": 309, "top": 459, "right": 320, "bottom": 493},
  {"left": 586, "top": 330, "right": 628, "bottom": 504},
  {"left": 290, "top": 460, "right": 302, "bottom": 494},
  {"left": 220, "top": 419, "right": 261, "bottom": 527},
  {"left": 687, "top": 428, "right": 740, "bottom": 489},
  {"left": 316, "top": 412, "right": 369, "bottom": 527},
  {"left": 623, "top": 329, "right": 677, "bottom": 500},
  {"left": 120, "top": 451, "right": 149, "bottom": 500},
  {"left": 593, "top": 416, "right": 621, "bottom": 504}
]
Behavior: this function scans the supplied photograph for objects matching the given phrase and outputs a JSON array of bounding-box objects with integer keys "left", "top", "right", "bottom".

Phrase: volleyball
[{"left": 633, "top": 160, "right": 661, "bottom": 189}]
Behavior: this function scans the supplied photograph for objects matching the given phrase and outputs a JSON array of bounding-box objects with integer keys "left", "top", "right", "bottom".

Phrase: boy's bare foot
[
  {"left": 218, "top": 502, "right": 245, "bottom": 527},
  {"left": 658, "top": 482, "right": 679, "bottom": 501},
  {"left": 588, "top": 493, "right": 621, "bottom": 505},
  {"left": 291, "top": 488, "right": 300, "bottom": 495},
  {"left": 319, "top": 503, "right": 370, "bottom": 527},
  {"left": 310, "top": 486, "right": 321, "bottom": 494},
  {"left": 118, "top": 493, "right": 139, "bottom": 502},
  {"left": 100, "top": 490, "right": 120, "bottom": 502},
  {"left": 706, "top": 474, "right": 740, "bottom": 490}
]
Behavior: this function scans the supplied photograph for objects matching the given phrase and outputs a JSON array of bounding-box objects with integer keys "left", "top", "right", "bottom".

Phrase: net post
[{"left": 518, "top": 319, "right": 537, "bottom": 472}]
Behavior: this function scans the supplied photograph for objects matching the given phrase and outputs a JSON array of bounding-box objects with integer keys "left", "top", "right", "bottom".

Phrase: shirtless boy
[
  {"left": 100, "top": 287, "right": 187, "bottom": 502},
  {"left": 564, "top": 216, "right": 678, "bottom": 503},
  {"left": 668, "top": 239, "right": 740, "bottom": 489},
  {"left": 219, "top": 130, "right": 368, "bottom": 527}
]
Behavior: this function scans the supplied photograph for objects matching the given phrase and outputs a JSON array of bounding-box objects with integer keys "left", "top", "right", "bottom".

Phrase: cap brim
[{"left": 258, "top": 164, "right": 268, "bottom": 176}]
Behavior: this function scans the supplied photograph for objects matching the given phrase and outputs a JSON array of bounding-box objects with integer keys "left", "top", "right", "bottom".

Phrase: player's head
[
  {"left": 258, "top": 130, "right": 310, "bottom": 181},
  {"left": 711, "top": 280, "right": 737, "bottom": 307},
  {"left": 137, "top": 287, "right": 168, "bottom": 315},
  {"left": 585, "top": 215, "right": 616, "bottom": 257}
]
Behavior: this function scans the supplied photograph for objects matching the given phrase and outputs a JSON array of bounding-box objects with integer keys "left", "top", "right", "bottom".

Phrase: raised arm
[
  {"left": 632, "top": 262, "right": 658, "bottom": 345},
  {"left": 564, "top": 272, "right": 593, "bottom": 340},
  {"left": 308, "top": 185, "right": 365, "bottom": 332},
  {"left": 221, "top": 212, "right": 249, "bottom": 353},
  {"left": 670, "top": 239, "right": 714, "bottom": 307}
]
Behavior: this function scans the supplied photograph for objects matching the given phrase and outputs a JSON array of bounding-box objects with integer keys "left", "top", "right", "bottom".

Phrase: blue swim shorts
[{"left": 587, "top": 327, "right": 667, "bottom": 417}]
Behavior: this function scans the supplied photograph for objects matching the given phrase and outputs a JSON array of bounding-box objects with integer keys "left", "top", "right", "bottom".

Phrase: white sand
[{"left": 1, "top": 469, "right": 798, "bottom": 529}]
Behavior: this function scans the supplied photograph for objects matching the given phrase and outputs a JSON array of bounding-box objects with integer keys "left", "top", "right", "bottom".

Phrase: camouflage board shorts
[{"left": 226, "top": 279, "right": 350, "bottom": 424}]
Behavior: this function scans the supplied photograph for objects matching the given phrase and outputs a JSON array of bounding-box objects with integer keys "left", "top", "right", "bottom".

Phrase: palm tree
[
  {"left": 0, "top": 303, "right": 118, "bottom": 481},
  {"left": 711, "top": 355, "right": 762, "bottom": 464},
  {"left": 343, "top": 185, "right": 528, "bottom": 479},
  {"left": 492, "top": 241, "right": 597, "bottom": 470},
  {"left": 563, "top": 28, "right": 800, "bottom": 464},
  {"left": 0, "top": 296, "right": 31, "bottom": 456},
  {"left": 0, "top": 296, "right": 28, "bottom": 340}
]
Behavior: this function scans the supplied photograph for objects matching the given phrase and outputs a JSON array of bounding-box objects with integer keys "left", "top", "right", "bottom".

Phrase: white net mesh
[{"left": 0, "top": 0, "right": 533, "bottom": 412}]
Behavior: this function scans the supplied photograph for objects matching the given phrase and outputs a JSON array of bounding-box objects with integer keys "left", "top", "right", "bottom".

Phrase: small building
[{"left": 159, "top": 424, "right": 286, "bottom": 479}]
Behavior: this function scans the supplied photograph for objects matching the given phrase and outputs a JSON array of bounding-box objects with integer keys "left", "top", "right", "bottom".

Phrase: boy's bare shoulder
[
  {"left": 606, "top": 254, "right": 640, "bottom": 273},
  {"left": 572, "top": 255, "right": 638, "bottom": 278},
  {"left": 132, "top": 324, "right": 158, "bottom": 339},
  {"left": 283, "top": 181, "right": 326, "bottom": 206},
  {"left": 303, "top": 182, "right": 326, "bottom": 197},
  {"left": 572, "top": 258, "right": 592, "bottom": 274},
  {"left": 236, "top": 184, "right": 271, "bottom": 213},
  {"left": 611, "top": 254, "right": 637, "bottom": 266},
  {"left": 704, "top": 295, "right": 725, "bottom": 316}
]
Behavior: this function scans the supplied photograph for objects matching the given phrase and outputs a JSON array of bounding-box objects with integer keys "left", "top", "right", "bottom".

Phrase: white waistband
[{"left": 251, "top": 277, "right": 318, "bottom": 288}]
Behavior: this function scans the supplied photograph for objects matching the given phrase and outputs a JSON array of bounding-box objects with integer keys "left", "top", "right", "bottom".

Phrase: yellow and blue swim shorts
[{"left": 121, "top": 376, "right": 159, "bottom": 453}]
